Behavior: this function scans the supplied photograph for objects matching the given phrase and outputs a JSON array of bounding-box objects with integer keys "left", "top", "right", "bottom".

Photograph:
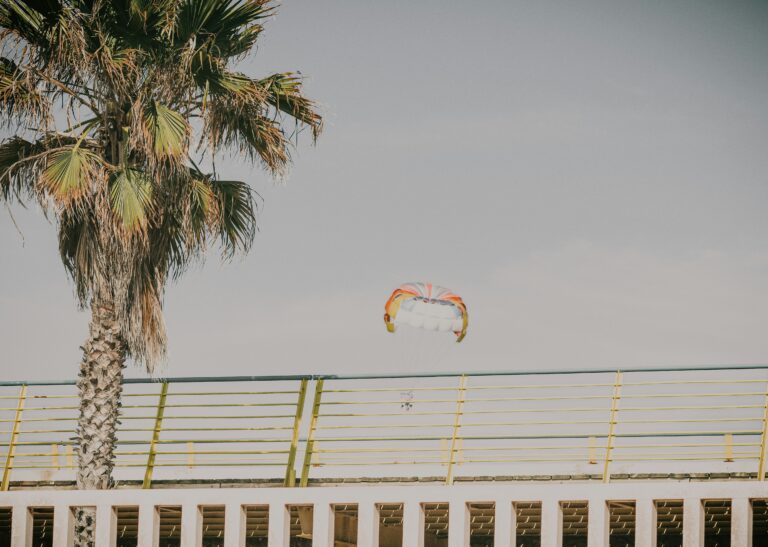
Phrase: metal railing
[{"left": 0, "top": 365, "right": 767, "bottom": 489}]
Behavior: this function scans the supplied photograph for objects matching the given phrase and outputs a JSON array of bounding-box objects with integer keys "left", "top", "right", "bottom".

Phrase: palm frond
[
  {"left": 91, "top": 34, "right": 141, "bottom": 96},
  {"left": 204, "top": 97, "right": 288, "bottom": 173},
  {"left": 109, "top": 167, "right": 153, "bottom": 230},
  {"left": 41, "top": 145, "right": 102, "bottom": 202},
  {"left": 208, "top": 178, "right": 256, "bottom": 256},
  {"left": 259, "top": 72, "right": 322, "bottom": 139},
  {"left": 1, "top": 0, "right": 89, "bottom": 84},
  {"left": 0, "top": 136, "right": 35, "bottom": 200},
  {"left": 58, "top": 204, "right": 99, "bottom": 304},
  {"left": 0, "top": 57, "right": 51, "bottom": 128},
  {"left": 0, "top": 0, "right": 49, "bottom": 49},
  {"left": 0, "top": 134, "right": 89, "bottom": 203},
  {"left": 141, "top": 100, "right": 189, "bottom": 161},
  {"left": 125, "top": 276, "right": 167, "bottom": 374},
  {"left": 174, "top": 0, "right": 272, "bottom": 57},
  {"left": 188, "top": 172, "right": 216, "bottom": 237}
]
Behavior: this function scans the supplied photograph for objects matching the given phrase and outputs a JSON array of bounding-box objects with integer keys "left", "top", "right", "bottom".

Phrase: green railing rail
[
  {"left": 2, "top": 363, "right": 768, "bottom": 386},
  {"left": 0, "top": 364, "right": 766, "bottom": 489}
]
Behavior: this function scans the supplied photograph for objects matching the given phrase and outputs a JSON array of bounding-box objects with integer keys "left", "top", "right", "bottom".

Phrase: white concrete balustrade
[{"left": 1, "top": 481, "right": 766, "bottom": 547}]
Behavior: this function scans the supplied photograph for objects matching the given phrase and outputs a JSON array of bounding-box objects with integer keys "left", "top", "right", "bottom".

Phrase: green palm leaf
[
  {"left": 41, "top": 146, "right": 101, "bottom": 201},
  {"left": 109, "top": 168, "right": 153, "bottom": 230},
  {"left": 143, "top": 101, "right": 189, "bottom": 159},
  {"left": 260, "top": 73, "right": 322, "bottom": 137},
  {"left": 212, "top": 179, "right": 256, "bottom": 255},
  {"left": 174, "top": 0, "right": 271, "bottom": 56}
]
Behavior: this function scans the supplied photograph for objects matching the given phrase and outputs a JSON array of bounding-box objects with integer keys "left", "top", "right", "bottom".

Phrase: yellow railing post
[
  {"left": 724, "top": 434, "right": 734, "bottom": 463},
  {"left": 758, "top": 382, "right": 768, "bottom": 481},
  {"left": 2, "top": 385, "right": 27, "bottom": 491},
  {"left": 186, "top": 442, "right": 195, "bottom": 469},
  {"left": 602, "top": 371, "right": 623, "bottom": 483},
  {"left": 300, "top": 379, "right": 324, "bottom": 487},
  {"left": 588, "top": 436, "right": 597, "bottom": 465},
  {"left": 142, "top": 381, "right": 169, "bottom": 489},
  {"left": 445, "top": 375, "right": 467, "bottom": 485},
  {"left": 284, "top": 379, "right": 308, "bottom": 487}
]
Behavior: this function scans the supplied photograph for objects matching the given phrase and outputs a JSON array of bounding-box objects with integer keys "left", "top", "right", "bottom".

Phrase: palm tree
[{"left": 0, "top": 0, "right": 321, "bottom": 544}]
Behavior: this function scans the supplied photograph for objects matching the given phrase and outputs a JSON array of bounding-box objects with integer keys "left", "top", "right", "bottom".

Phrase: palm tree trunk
[{"left": 74, "top": 296, "right": 126, "bottom": 547}]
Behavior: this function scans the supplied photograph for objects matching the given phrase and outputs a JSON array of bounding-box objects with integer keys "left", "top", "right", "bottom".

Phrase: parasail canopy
[{"left": 383, "top": 282, "right": 468, "bottom": 342}]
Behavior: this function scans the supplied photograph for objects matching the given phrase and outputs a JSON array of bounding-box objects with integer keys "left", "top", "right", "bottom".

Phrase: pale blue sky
[{"left": 2, "top": 0, "right": 767, "bottom": 380}]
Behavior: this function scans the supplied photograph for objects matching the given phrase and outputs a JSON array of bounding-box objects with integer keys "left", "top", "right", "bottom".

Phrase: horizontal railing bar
[
  {"left": 316, "top": 364, "right": 768, "bottom": 380},
  {"left": 0, "top": 394, "right": 76, "bottom": 399},
  {"left": 470, "top": 379, "right": 768, "bottom": 390},
  {"left": 122, "top": 390, "right": 301, "bottom": 397},
  {"left": 148, "top": 415, "right": 296, "bottom": 420},
  {"left": 320, "top": 408, "right": 609, "bottom": 417},
  {"left": 11, "top": 431, "right": 760, "bottom": 451},
  {"left": 0, "top": 438, "right": 292, "bottom": 447},
  {"left": 0, "top": 406, "right": 77, "bottom": 411},
  {"left": 308, "top": 459, "right": 448, "bottom": 466},
  {"left": 7, "top": 429, "right": 76, "bottom": 434},
  {"left": 314, "top": 446, "right": 601, "bottom": 454},
  {"left": 327, "top": 380, "right": 761, "bottom": 393},
  {"left": 117, "top": 426, "right": 295, "bottom": 432},
  {"left": 324, "top": 451, "right": 762, "bottom": 463},
  {"left": 613, "top": 442, "right": 760, "bottom": 448},
  {"left": 156, "top": 449, "right": 289, "bottom": 455},
  {"left": 610, "top": 452, "right": 760, "bottom": 457},
  {"left": 321, "top": 395, "right": 614, "bottom": 405},
  {"left": 318, "top": 411, "right": 459, "bottom": 418},
  {"left": 468, "top": 383, "right": 615, "bottom": 390},
  {"left": 114, "top": 449, "right": 290, "bottom": 456},
  {"left": 620, "top": 392, "right": 765, "bottom": 399},
  {"left": 0, "top": 375, "right": 315, "bottom": 386},
  {"left": 323, "top": 380, "right": 672, "bottom": 393},
  {"left": 4, "top": 415, "right": 296, "bottom": 423},
  {"left": 317, "top": 423, "right": 453, "bottom": 430},
  {"left": 619, "top": 405, "right": 764, "bottom": 411},
  {"left": 315, "top": 416, "right": 765, "bottom": 430},
  {"left": 118, "top": 461, "right": 288, "bottom": 467},
  {"left": 149, "top": 439, "right": 291, "bottom": 444},
  {"left": 119, "top": 402, "right": 299, "bottom": 409},
  {"left": 312, "top": 431, "right": 762, "bottom": 442},
  {"left": 1, "top": 364, "right": 765, "bottom": 386},
  {"left": 622, "top": 379, "right": 768, "bottom": 386},
  {"left": 613, "top": 455, "right": 758, "bottom": 461},
  {"left": 13, "top": 454, "right": 760, "bottom": 468},
  {"left": 0, "top": 414, "right": 296, "bottom": 423},
  {"left": 2, "top": 464, "right": 78, "bottom": 469},
  {"left": 613, "top": 418, "right": 764, "bottom": 424},
  {"left": 323, "top": 387, "right": 461, "bottom": 394},
  {"left": 315, "top": 441, "right": 760, "bottom": 454},
  {"left": 313, "top": 422, "right": 586, "bottom": 431},
  {"left": 313, "top": 454, "right": 761, "bottom": 466},
  {"left": 0, "top": 417, "right": 76, "bottom": 423},
  {"left": 8, "top": 461, "right": 287, "bottom": 469}
]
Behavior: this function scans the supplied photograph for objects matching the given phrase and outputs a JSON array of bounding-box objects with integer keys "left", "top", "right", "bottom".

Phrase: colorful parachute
[{"left": 384, "top": 282, "right": 468, "bottom": 342}]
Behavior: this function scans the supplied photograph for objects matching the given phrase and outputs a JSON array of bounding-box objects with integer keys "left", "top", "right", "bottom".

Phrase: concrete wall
[{"left": 0, "top": 481, "right": 765, "bottom": 547}]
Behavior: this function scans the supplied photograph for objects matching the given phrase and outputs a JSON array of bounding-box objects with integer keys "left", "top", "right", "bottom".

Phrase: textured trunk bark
[{"left": 74, "top": 296, "right": 126, "bottom": 547}]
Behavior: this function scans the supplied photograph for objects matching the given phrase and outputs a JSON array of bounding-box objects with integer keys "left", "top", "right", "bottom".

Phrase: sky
[{"left": 1, "top": 0, "right": 767, "bottom": 381}]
